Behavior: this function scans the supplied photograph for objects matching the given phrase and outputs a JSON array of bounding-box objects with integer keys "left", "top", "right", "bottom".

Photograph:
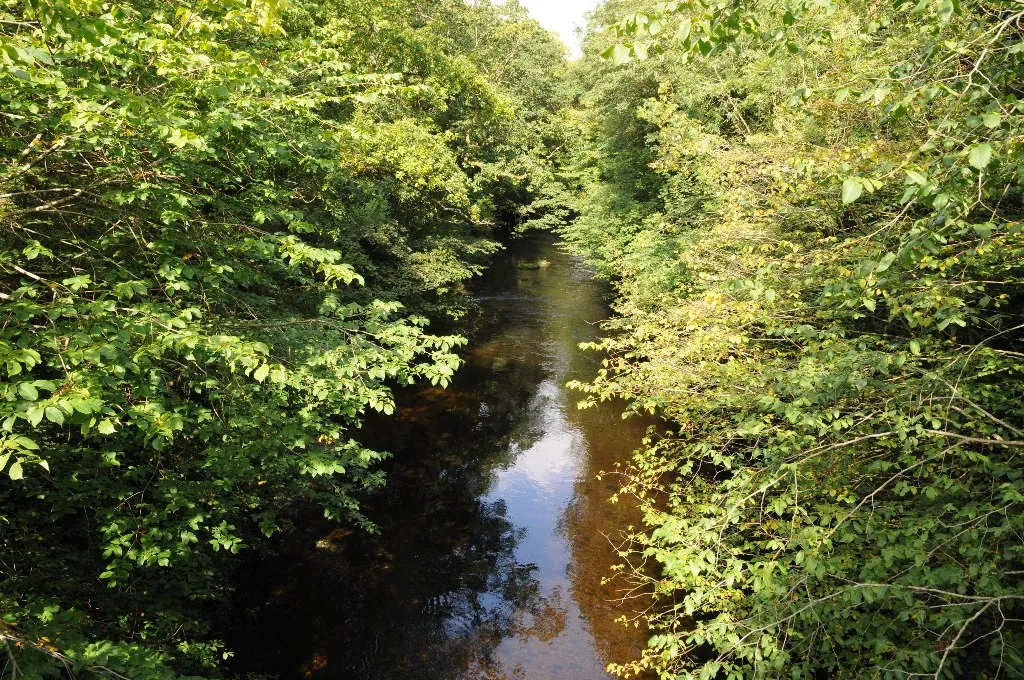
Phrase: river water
[{"left": 230, "top": 232, "right": 653, "bottom": 679}]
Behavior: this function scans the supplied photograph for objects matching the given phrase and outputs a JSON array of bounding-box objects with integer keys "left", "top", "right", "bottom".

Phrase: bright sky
[{"left": 516, "top": 0, "right": 598, "bottom": 58}]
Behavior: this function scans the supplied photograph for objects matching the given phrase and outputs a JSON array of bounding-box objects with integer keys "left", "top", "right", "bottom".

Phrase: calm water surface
[{"left": 230, "top": 233, "right": 653, "bottom": 679}]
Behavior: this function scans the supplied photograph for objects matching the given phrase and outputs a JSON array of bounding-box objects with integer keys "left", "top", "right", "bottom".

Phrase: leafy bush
[
  {"left": 565, "top": 0, "right": 1024, "bottom": 677},
  {"left": 0, "top": 0, "right": 568, "bottom": 676}
]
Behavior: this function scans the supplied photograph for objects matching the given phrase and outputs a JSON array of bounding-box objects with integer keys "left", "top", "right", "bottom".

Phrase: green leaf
[
  {"left": 97, "top": 419, "right": 117, "bottom": 435},
  {"left": 8, "top": 461, "right": 23, "bottom": 481},
  {"left": 17, "top": 383, "right": 38, "bottom": 401},
  {"left": 968, "top": 142, "right": 993, "bottom": 170},
  {"left": 676, "top": 18, "right": 692, "bottom": 43},
  {"left": 253, "top": 364, "right": 270, "bottom": 383},
  {"left": 876, "top": 253, "right": 896, "bottom": 272},
  {"left": 44, "top": 407, "right": 65, "bottom": 425},
  {"left": 841, "top": 179, "right": 862, "bottom": 204},
  {"left": 936, "top": 0, "right": 954, "bottom": 22},
  {"left": 982, "top": 113, "right": 1001, "bottom": 129},
  {"left": 26, "top": 407, "right": 44, "bottom": 427},
  {"left": 604, "top": 44, "right": 632, "bottom": 65}
]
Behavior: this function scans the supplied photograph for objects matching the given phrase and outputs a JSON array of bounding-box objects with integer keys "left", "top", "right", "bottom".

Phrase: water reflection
[{"left": 229, "top": 232, "right": 654, "bottom": 679}]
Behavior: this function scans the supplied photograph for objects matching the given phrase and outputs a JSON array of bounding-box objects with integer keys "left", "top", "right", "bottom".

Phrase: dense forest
[
  {"left": 0, "top": 1, "right": 569, "bottom": 676},
  {"left": 565, "top": 0, "right": 1024, "bottom": 678},
  {"left": 1, "top": 0, "right": 1023, "bottom": 678}
]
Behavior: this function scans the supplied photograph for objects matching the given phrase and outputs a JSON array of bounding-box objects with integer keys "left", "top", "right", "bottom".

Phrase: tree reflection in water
[
  {"left": 228, "top": 232, "right": 652, "bottom": 679},
  {"left": 230, "top": 339, "right": 565, "bottom": 679}
]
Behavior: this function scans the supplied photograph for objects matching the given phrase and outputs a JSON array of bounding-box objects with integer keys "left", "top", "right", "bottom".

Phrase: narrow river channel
[{"left": 230, "top": 232, "right": 653, "bottom": 679}]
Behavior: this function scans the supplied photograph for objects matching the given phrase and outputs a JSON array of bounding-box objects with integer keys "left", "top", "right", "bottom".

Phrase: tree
[
  {"left": 564, "top": 0, "right": 1024, "bottom": 677},
  {"left": 0, "top": 0, "right": 567, "bottom": 676}
]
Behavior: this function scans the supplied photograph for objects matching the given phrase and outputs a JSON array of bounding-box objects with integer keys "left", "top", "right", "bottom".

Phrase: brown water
[{"left": 230, "top": 232, "right": 654, "bottom": 679}]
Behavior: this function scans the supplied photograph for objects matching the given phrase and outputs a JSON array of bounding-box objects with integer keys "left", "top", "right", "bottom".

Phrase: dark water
[{"left": 230, "top": 232, "right": 653, "bottom": 679}]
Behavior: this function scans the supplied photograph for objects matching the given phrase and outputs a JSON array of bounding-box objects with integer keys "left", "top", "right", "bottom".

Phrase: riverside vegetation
[
  {"left": 0, "top": 1, "right": 569, "bottom": 676},
  {"left": 562, "top": 0, "right": 1024, "bottom": 678},
  {"left": 1, "top": 0, "right": 1023, "bottom": 678}
]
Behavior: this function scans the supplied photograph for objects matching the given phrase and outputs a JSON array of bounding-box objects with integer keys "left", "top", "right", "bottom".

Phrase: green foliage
[
  {"left": 0, "top": 0, "right": 567, "bottom": 676},
  {"left": 565, "top": 0, "right": 1024, "bottom": 677}
]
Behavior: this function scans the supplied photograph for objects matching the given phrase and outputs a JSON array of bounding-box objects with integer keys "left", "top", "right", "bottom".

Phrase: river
[{"left": 229, "top": 232, "right": 653, "bottom": 679}]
